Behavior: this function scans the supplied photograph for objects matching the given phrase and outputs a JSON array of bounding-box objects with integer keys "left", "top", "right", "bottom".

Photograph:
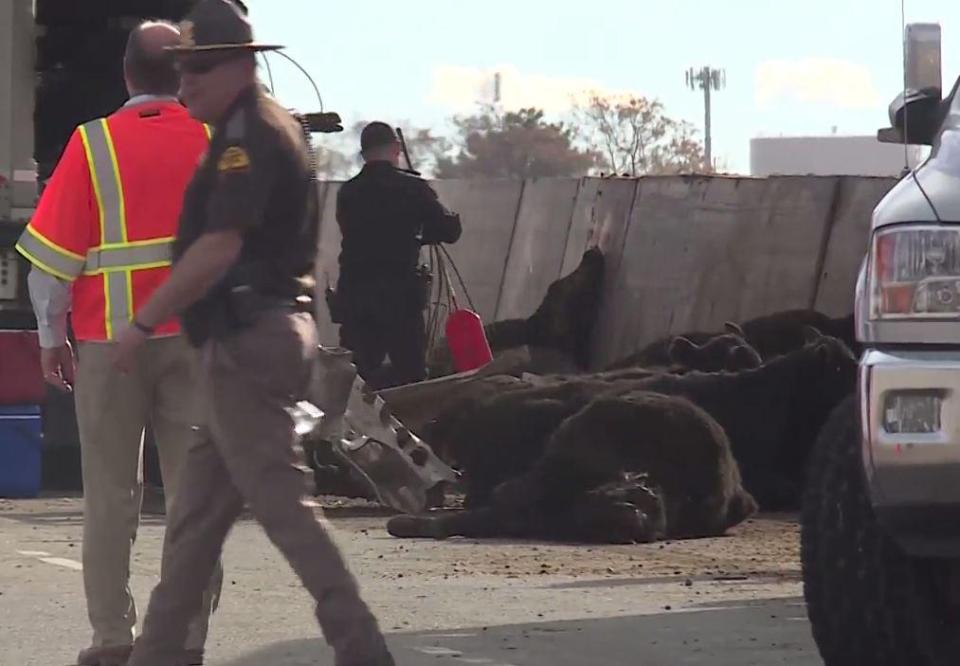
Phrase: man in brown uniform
[{"left": 111, "top": 2, "right": 394, "bottom": 665}]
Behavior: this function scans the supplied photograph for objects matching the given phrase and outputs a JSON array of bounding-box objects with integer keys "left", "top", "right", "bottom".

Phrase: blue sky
[{"left": 247, "top": 0, "right": 960, "bottom": 174}]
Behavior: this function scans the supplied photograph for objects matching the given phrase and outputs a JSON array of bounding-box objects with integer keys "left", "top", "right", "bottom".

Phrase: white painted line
[
  {"left": 413, "top": 646, "right": 463, "bottom": 657},
  {"left": 432, "top": 633, "right": 477, "bottom": 639},
  {"left": 16, "top": 550, "right": 83, "bottom": 571},
  {"left": 39, "top": 557, "right": 83, "bottom": 571},
  {"left": 411, "top": 644, "right": 516, "bottom": 665}
]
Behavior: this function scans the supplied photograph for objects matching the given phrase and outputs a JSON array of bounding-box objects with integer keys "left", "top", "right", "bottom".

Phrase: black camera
[{"left": 301, "top": 111, "right": 344, "bottom": 134}]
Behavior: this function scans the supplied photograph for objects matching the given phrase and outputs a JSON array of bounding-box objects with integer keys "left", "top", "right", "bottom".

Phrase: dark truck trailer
[
  {"left": 0, "top": 0, "right": 194, "bottom": 490},
  {"left": 2, "top": 0, "right": 195, "bottom": 322}
]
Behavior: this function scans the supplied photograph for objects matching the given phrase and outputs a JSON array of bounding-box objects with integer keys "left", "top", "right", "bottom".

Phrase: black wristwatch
[{"left": 132, "top": 318, "right": 155, "bottom": 335}]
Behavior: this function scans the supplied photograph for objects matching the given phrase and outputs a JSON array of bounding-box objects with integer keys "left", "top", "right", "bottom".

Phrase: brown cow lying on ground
[
  {"left": 623, "top": 329, "right": 857, "bottom": 509},
  {"left": 418, "top": 329, "right": 854, "bottom": 516},
  {"left": 389, "top": 391, "right": 758, "bottom": 544}
]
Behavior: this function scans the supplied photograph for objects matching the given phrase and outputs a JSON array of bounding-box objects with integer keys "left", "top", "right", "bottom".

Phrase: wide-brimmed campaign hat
[{"left": 165, "top": 0, "right": 284, "bottom": 53}]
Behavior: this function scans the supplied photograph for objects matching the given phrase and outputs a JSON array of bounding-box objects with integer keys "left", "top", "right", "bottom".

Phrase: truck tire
[
  {"left": 801, "top": 394, "right": 960, "bottom": 666},
  {"left": 801, "top": 395, "right": 901, "bottom": 664}
]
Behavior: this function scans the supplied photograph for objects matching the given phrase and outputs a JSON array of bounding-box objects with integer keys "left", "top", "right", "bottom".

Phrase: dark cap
[
  {"left": 165, "top": 0, "right": 283, "bottom": 53},
  {"left": 360, "top": 122, "right": 399, "bottom": 153}
]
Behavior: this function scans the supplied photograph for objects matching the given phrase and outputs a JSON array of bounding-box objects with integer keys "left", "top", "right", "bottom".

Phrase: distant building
[{"left": 750, "top": 135, "right": 926, "bottom": 177}]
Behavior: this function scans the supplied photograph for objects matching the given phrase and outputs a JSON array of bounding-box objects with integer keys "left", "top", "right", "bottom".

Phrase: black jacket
[{"left": 335, "top": 161, "right": 461, "bottom": 288}]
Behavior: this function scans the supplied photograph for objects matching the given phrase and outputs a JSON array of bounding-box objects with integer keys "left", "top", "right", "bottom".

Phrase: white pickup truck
[{"left": 801, "top": 23, "right": 960, "bottom": 666}]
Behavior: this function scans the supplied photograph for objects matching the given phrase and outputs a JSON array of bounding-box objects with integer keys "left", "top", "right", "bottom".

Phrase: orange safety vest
[{"left": 16, "top": 100, "right": 211, "bottom": 342}]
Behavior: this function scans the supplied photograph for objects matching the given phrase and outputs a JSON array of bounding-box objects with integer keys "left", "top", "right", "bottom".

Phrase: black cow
[
  {"left": 424, "top": 328, "right": 855, "bottom": 512},
  {"left": 420, "top": 334, "right": 761, "bottom": 508},
  {"left": 422, "top": 377, "right": 612, "bottom": 508},
  {"left": 607, "top": 309, "right": 857, "bottom": 370},
  {"left": 739, "top": 310, "right": 857, "bottom": 359},
  {"left": 427, "top": 248, "right": 606, "bottom": 378},
  {"left": 608, "top": 329, "right": 724, "bottom": 370},
  {"left": 461, "top": 332, "right": 760, "bottom": 395},
  {"left": 667, "top": 331, "right": 762, "bottom": 373},
  {"left": 525, "top": 247, "right": 606, "bottom": 369},
  {"left": 626, "top": 329, "right": 858, "bottom": 509},
  {"left": 389, "top": 391, "right": 758, "bottom": 544}
]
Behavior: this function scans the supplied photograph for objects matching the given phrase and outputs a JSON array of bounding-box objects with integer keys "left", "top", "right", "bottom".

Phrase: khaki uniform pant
[
  {"left": 128, "top": 311, "right": 387, "bottom": 666},
  {"left": 75, "top": 336, "right": 222, "bottom": 651}
]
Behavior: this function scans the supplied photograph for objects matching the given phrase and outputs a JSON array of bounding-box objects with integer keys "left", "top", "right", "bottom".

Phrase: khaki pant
[
  {"left": 75, "top": 336, "right": 223, "bottom": 652},
  {"left": 128, "top": 311, "right": 388, "bottom": 666}
]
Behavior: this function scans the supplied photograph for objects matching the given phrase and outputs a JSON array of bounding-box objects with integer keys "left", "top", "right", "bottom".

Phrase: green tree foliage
[{"left": 434, "top": 105, "right": 600, "bottom": 179}]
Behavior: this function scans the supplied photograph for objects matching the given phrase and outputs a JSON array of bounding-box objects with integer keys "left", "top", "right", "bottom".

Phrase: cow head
[
  {"left": 723, "top": 321, "right": 746, "bottom": 337},
  {"left": 802, "top": 325, "right": 824, "bottom": 345},
  {"left": 526, "top": 248, "right": 606, "bottom": 369},
  {"left": 728, "top": 344, "right": 763, "bottom": 371},
  {"left": 668, "top": 332, "right": 762, "bottom": 373},
  {"left": 791, "top": 332, "right": 859, "bottom": 433}
]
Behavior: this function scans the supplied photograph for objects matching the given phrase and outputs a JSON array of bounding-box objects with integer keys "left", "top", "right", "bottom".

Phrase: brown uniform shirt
[{"left": 174, "top": 85, "right": 319, "bottom": 346}]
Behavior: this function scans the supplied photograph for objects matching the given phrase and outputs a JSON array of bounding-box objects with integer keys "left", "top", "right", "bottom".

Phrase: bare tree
[
  {"left": 392, "top": 122, "right": 452, "bottom": 176},
  {"left": 314, "top": 143, "right": 354, "bottom": 180},
  {"left": 573, "top": 92, "right": 708, "bottom": 176}
]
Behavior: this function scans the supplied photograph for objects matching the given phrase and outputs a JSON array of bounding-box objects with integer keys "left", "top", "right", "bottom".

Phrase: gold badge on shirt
[{"left": 217, "top": 146, "right": 251, "bottom": 173}]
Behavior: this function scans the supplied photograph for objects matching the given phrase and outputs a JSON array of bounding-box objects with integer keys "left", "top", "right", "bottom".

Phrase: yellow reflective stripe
[
  {"left": 203, "top": 123, "right": 212, "bottom": 140},
  {"left": 105, "top": 272, "right": 130, "bottom": 337},
  {"left": 83, "top": 239, "right": 174, "bottom": 273},
  {"left": 79, "top": 119, "right": 126, "bottom": 245},
  {"left": 95, "top": 236, "right": 176, "bottom": 250},
  {"left": 16, "top": 245, "right": 77, "bottom": 282},
  {"left": 79, "top": 118, "right": 138, "bottom": 340},
  {"left": 82, "top": 261, "right": 172, "bottom": 276},
  {"left": 102, "top": 122, "right": 128, "bottom": 243},
  {"left": 104, "top": 275, "right": 114, "bottom": 341},
  {"left": 14, "top": 226, "right": 86, "bottom": 280},
  {"left": 125, "top": 271, "right": 134, "bottom": 333},
  {"left": 78, "top": 124, "right": 107, "bottom": 247},
  {"left": 22, "top": 225, "right": 84, "bottom": 261}
]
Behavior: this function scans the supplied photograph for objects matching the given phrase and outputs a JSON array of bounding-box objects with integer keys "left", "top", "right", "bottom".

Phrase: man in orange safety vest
[{"left": 15, "top": 20, "right": 222, "bottom": 666}]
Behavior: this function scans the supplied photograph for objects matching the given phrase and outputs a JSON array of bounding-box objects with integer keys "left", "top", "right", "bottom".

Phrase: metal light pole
[{"left": 686, "top": 66, "right": 726, "bottom": 171}]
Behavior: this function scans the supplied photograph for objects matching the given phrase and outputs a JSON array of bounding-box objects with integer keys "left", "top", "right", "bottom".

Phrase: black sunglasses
[{"left": 177, "top": 52, "right": 245, "bottom": 75}]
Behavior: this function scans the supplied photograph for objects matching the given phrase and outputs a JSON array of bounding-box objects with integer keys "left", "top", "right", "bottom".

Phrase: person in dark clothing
[{"left": 332, "top": 121, "right": 462, "bottom": 388}]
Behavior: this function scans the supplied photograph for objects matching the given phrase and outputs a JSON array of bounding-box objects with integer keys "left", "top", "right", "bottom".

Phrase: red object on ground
[
  {"left": 445, "top": 308, "right": 493, "bottom": 373},
  {"left": 0, "top": 330, "right": 45, "bottom": 405}
]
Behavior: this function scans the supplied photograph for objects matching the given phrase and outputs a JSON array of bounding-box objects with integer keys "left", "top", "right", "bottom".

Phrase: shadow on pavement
[{"left": 215, "top": 599, "right": 818, "bottom": 666}]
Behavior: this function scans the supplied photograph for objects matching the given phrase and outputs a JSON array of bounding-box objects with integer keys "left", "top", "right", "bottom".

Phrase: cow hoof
[
  {"left": 606, "top": 503, "right": 658, "bottom": 544},
  {"left": 387, "top": 515, "right": 448, "bottom": 540}
]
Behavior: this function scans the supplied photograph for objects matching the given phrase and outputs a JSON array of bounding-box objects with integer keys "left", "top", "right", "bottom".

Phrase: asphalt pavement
[
  {"left": 0, "top": 497, "right": 822, "bottom": 666},
  {"left": 225, "top": 599, "right": 818, "bottom": 666}
]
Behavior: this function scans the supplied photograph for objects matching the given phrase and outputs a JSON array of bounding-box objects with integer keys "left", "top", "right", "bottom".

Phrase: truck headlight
[
  {"left": 882, "top": 390, "right": 943, "bottom": 434},
  {"left": 870, "top": 225, "right": 960, "bottom": 320}
]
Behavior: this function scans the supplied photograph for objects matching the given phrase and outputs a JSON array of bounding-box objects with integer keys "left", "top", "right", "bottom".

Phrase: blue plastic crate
[{"left": 0, "top": 405, "right": 43, "bottom": 499}]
